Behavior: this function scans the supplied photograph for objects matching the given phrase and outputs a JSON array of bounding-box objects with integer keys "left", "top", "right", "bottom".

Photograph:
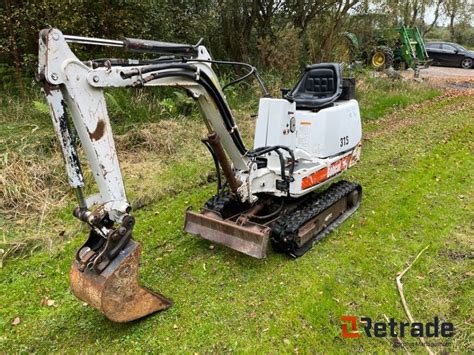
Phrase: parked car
[{"left": 425, "top": 42, "right": 474, "bottom": 69}]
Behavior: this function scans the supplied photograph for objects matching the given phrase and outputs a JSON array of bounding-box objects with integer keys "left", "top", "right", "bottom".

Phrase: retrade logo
[
  {"left": 341, "top": 316, "right": 454, "bottom": 339},
  {"left": 341, "top": 316, "right": 361, "bottom": 338}
]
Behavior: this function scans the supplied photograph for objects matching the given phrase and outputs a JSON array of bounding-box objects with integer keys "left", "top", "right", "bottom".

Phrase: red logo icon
[{"left": 341, "top": 316, "right": 360, "bottom": 338}]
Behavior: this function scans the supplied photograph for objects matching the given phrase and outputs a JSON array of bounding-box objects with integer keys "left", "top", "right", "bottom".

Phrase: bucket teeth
[{"left": 70, "top": 239, "right": 172, "bottom": 322}]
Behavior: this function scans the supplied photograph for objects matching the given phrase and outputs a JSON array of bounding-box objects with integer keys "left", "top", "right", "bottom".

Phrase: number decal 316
[{"left": 340, "top": 136, "right": 349, "bottom": 147}]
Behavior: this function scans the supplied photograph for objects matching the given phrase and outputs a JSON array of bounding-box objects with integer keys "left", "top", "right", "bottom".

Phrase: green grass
[
  {"left": 357, "top": 77, "right": 440, "bottom": 120},
  {"left": 1, "top": 80, "right": 473, "bottom": 352}
]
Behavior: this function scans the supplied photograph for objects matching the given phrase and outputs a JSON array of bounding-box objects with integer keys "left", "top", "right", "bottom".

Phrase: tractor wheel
[{"left": 369, "top": 46, "right": 394, "bottom": 70}]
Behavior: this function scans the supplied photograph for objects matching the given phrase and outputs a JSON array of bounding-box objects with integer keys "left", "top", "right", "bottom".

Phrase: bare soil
[
  {"left": 365, "top": 85, "right": 474, "bottom": 140},
  {"left": 401, "top": 65, "right": 474, "bottom": 89},
  {"left": 420, "top": 65, "right": 474, "bottom": 79}
]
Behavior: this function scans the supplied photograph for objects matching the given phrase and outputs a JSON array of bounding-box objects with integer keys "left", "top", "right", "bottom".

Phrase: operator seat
[{"left": 289, "top": 63, "right": 343, "bottom": 110}]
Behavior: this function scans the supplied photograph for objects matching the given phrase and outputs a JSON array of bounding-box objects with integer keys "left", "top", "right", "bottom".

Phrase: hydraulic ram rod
[
  {"left": 64, "top": 35, "right": 123, "bottom": 47},
  {"left": 64, "top": 34, "right": 198, "bottom": 56}
]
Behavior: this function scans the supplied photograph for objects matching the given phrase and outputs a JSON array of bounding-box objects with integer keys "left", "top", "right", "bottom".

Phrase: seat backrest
[{"left": 289, "top": 63, "right": 343, "bottom": 110}]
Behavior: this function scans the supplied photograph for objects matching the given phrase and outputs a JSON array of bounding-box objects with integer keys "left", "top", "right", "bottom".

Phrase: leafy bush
[{"left": 257, "top": 25, "right": 302, "bottom": 80}]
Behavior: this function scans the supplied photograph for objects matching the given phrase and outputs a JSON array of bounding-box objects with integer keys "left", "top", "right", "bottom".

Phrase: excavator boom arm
[
  {"left": 39, "top": 28, "right": 249, "bottom": 223},
  {"left": 38, "top": 28, "right": 251, "bottom": 322},
  {"left": 38, "top": 28, "right": 363, "bottom": 323}
]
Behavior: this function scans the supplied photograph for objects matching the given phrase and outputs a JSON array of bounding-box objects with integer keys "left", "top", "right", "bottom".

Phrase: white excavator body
[{"left": 38, "top": 28, "right": 362, "bottom": 322}]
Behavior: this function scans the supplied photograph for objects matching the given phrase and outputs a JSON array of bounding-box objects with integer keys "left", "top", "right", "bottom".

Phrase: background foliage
[{"left": 1, "top": 0, "right": 473, "bottom": 97}]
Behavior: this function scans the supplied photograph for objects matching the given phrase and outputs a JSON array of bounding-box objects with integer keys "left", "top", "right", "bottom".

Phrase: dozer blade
[
  {"left": 184, "top": 210, "right": 270, "bottom": 259},
  {"left": 70, "top": 239, "right": 172, "bottom": 322}
]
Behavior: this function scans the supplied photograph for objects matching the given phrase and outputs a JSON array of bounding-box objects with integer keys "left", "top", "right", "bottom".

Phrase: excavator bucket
[
  {"left": 70, "top": 239, "right": 172, "bottom": 322},
  {"left": 184, "top": 209, "right": 270, "bottom": 259}
]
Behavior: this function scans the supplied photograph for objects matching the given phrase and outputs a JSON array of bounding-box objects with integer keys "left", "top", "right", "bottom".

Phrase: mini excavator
[{"left": 38, "top": 28, "right": 362, "bottom": 322}]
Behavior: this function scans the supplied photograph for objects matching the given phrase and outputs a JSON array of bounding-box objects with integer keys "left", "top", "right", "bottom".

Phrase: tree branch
[{"left": 396, "top": 245, "right": 434, "bottom": 355}]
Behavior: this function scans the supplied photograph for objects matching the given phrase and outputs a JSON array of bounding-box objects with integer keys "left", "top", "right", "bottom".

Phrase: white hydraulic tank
[{"left": 253, "top": 98, "right": 297, "bottom": 151}]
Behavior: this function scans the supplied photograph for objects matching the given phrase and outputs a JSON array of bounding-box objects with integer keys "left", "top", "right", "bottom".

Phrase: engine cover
[
  {"left": 254, "top": 98, "right": 362, "bottom": 160},
  {"left": 295, "top": 100, "right": 361, "bottom": 158}
]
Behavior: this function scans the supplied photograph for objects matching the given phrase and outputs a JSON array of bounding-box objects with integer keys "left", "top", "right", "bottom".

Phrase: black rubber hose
[
  {"left": 248, "top": 145, "right": 295, "bottom": 177},
  {"left": 187, "top": 59, "right": 270, "bottom": 96},
  {"left": 251, "top": 199, "right": 284, "bottom": 221},
  {"left": 120, "top": 58, "right": 270, "bottom": 96},
  {"left": 130, "top": 66, "right": 248, "bottom": 154},
  {"left": 274, "top": 149, "right": 287, "bottom": 182},
  {"left": 198, "top": 72, "right": 248, "bottom": 154},
  {"left": 121, "top": 62, "right": 194, "bottom": 79},
  {"left": 274, "top": 146, "right": 296, "bottom": 176},
  {"left": 222, "top": 67, "right": 255, "bottom": 91}
]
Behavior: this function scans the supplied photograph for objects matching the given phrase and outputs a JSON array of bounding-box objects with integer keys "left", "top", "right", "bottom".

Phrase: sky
[
  {"left": 424, "top": 3, "right": 474, "bottom": 26},
  {"left": 364, "top": 2, "right": 474, "bottom": 26},
  {"left": 424, "top": 5, "right": 447, "bottom": 26}
]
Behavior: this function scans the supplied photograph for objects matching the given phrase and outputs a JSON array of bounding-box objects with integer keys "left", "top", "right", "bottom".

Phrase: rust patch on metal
[
  {"left": 206, "top": 132, "right": 242, "bottom": 194},
  {"left": 89, "top": 119, "right": 106, "bottom": 141},
  {"left": 70, "top": 239, "right": 172, "bottom": 322},
  {"left": 41, "top": 82, "right": 56, "bottom": 96}
]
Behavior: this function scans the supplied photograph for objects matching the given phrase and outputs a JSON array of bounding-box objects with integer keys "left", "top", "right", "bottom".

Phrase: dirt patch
[
  {"left": 439, "top": 249, "right": 474, "bottom": 260},
  {"left": 365, "top": 87, "right": 474, "bottom": 141},
  {"left": 438, "top": 227, "right": 474, "bottom": 264},
  {"left": 447, "top": 80, "right": 474, "bottom": 89},
  {"left": 420, "top": 66, "right": 474, "bottom": 79},
  {"left": 400, "top": 66, "right": 474, "bottom": 88}
]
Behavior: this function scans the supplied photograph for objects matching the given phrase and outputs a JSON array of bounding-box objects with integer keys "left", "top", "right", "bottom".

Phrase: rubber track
[
  {"left": 204, "top": 191, "right": 249, "bottom": 219},
  {"left": 271, "top": 180, "right": 361, "bottom": 257},
  {"left": 204, "top": 191, "right": 233, "bottom": 213}
]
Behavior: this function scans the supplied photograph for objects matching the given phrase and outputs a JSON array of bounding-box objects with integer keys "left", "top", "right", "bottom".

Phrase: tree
[
  {"left": 218, "top": 0, "right": 258, "bottom": 62},
  {"left": 283, "top": 0, "right": 331, "bottom": 35},
  {"left": 319, "top": 0, "right": 360, "bottom": 61},
  {"left": 1, "top": 0, "right": 25, "bottom": 97},
  {"left": 423, "top": 0, "right": 444, "bottom": 35},
  {"left": 444, "top": 0, "right": 469, "bottom": 41}
]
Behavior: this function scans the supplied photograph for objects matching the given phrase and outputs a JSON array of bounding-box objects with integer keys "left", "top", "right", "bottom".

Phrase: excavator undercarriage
[
  {"left": 38, "top": 28, "right": 363, "bottom": 322},
  {"left": 186, "top": 180, "right": 362, "bottom": 259}
]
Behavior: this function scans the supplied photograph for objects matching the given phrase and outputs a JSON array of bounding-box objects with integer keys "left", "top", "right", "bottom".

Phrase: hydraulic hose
[
  {"left": 123, "top": 64, "right": 248, "bottom": 154},
  {"left": 109, "top": 57, "right": 270, "bottom": 96}
]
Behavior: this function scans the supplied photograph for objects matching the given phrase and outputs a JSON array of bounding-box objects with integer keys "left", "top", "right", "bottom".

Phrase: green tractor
[{"left": 345, "top": 25, "right": 431, "bottom": 72}]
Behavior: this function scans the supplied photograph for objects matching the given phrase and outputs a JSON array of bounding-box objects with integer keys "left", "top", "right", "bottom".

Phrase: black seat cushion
[{"left": 289, "top": 63, "right": 343, "bottom": 110}]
